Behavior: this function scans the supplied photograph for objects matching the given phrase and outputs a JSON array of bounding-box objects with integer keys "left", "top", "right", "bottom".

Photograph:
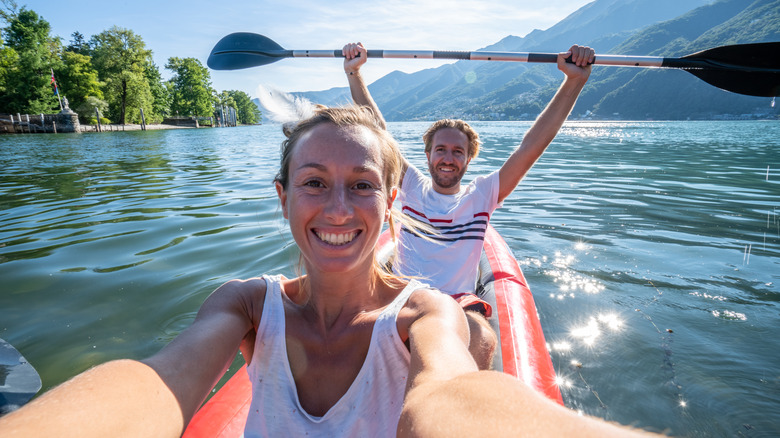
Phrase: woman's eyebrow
[{"left": 295, "top": 162, "right": 327, "bottom": 172}]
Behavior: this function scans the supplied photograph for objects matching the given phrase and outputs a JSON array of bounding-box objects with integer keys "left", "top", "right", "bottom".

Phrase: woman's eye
[
  {"left": 304, "top": 180, "right": 324, "bottom": 188},
  {"left": 354, "top": 182, "right": 373, "bottom": 190}
]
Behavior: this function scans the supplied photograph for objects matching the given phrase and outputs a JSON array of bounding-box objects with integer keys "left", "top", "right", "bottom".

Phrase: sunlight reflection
[
  {"left": 554, "top": 375, "right": 573, "bottom": 388},
  {"left": 574, "top": 241, "right": 590, "bottom": 251},
  {"left": 689, "top": 291, "right": 727, "bottom": 301},
  {"left": 571, "top": 318, "right": 600, "bottom": 346},
  {"left": 551, "top": 341, "right": 572, "bottom": 352},
  {"left": 597, "top": 313, "right": 623, "bottom": 331},
  {"left": 545, "top": 250, "right": 606, "bottom": 298},
  {"left": 570, "top": 313, "right": 624, "bottom": 346},
  {"left": 561, "top": 123, "right": 637, "bottom": 140},
  {"left": 711, "top": 310, "right": 747, "bottom": 321}
]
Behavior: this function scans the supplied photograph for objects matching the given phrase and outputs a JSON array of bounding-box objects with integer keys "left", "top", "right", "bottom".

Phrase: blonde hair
[
  {"left": 274, "top": 105, "right": 407, "bottom": 288},
  {"left": 422, "top": 119, "right": 481, "bottom": 159}
]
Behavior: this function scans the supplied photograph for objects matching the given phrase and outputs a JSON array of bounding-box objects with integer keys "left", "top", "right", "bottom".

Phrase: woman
[
  {"left": 0, "top": 106, "right": 657, "bottom": 438},
  {"left": 0, "top": 106, "right": 473, "bottom": 437}
]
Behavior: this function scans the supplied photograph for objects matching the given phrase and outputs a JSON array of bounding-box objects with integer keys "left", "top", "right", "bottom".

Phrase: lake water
[{"left": 1, "top": 121, "right": 778, "bottom": 436}]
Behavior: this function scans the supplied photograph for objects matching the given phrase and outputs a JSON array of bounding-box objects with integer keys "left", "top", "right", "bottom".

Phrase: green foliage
[
  {"left": 0, "top": 35, "right": 18, "bottom": 98},
  {"left": 0, "top": 5, "right": 251, "bottom": 120},
  {"left": 55, "top": 50, "right": 102, "bottom": 121},
  {"left": 144, "top": 61, "right": 169, "bottom": 123},
  {"left": 66, "top": 31, "right": 89, "bottom": 54},
  {"left": 166, "top": 57, "right": 214, "bottom": 117},
  {"left": 89, "top": 26, "right": 153, "bottom": 124},
  {"left": 228, "top": 90, "right": 261, "bottom": 124},
  {"left": 215, "top": 90, "right": 260, "bottom": 125},
  {"left": 0, "top": 7, "right": 62, "bottom": 113},
  {"left": 78, "top": 95, "right": 109, "bottom": 120},
  {"left": 85, "top": 116, "right": 111, "bottom": 125}
]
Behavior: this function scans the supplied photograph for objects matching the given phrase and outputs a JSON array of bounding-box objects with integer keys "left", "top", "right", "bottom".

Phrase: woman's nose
[{"left": 324, "top": 187, "right": 353, "bottom": 222}]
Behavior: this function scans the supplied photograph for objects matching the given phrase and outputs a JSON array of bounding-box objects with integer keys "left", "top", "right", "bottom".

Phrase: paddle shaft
[
  {"left": 208, "top": 34, "right": 780, "bottom": 96},
  {"left": 264, "top": 49, "right": 772, "bottom": 72}
]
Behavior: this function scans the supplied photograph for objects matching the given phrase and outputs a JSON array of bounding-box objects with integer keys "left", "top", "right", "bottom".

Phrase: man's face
[{"left": 426, "top": 127, "right": 471, "bottom": 195}]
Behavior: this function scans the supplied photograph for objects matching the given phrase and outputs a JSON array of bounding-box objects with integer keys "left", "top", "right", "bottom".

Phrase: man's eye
[{"left": 304, "top": 180, "right": 324, "bottom": 188}]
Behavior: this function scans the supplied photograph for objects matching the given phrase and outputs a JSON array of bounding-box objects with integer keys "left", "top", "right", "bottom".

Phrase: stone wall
[
  {"left": 162, "top": 117, "right": 200, "bottom": 128},
  {"left": 1, "top": 109, "right": 81, "bottom": 134}
]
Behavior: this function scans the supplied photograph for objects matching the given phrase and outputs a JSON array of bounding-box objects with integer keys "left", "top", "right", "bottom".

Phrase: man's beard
[{"left": 429, "top": 162, "right": 466, "bottom": 191}]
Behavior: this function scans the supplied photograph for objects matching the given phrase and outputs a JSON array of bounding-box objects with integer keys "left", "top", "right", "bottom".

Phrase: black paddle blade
[
  {"left": 679, "top": 42, "right": 780, "bottom": 97},
  {"left": 0, "top": 338, "right": 41, "bottom": 415},
  {"left": 208, "top": 33, "right": 291, "bottom": 70}
]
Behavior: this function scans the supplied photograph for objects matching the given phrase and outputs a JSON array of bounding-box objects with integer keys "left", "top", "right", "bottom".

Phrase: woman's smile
[{"left": 314, "top": 229, "right": 360, "bottom": 246}]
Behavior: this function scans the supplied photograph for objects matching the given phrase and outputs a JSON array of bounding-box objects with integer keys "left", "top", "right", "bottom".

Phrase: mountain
[
  {"left": 583, "top": 0, "right": 780, "bottom": 119},
  {"left": 264, "top": 0, "right": 779, "bottom": 121},
  {"left": 285, "top": 0, "right": 711, "bottom": 119}
]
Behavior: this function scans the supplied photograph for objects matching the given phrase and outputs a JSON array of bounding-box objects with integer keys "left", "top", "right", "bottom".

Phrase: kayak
[{"left": 183, "top": 224, "right": 561, "bottom": 437}]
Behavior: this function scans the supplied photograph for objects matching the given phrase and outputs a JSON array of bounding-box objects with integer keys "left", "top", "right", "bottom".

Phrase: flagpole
[{"left": 51, "top": 68, "right": 63, "bottom": 111}]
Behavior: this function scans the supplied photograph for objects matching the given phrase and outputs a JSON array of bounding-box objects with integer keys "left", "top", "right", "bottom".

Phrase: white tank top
[{"left": 243, "top": 275, "right": 419, "bottom": 437}]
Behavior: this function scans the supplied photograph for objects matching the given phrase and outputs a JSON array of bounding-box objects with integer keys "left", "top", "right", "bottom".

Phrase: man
[{"left": 343, "top": 41, "right": 594, "bottom": 368}]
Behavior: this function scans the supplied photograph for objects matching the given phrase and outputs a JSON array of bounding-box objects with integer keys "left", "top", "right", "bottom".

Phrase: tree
[
  {"left": 54, "top": 50, "right": 103, "bottom": 120},
  {"left": 214, "top": 90, "right": 236, "bottom": 126},
  {"left": 165, "top": 57, "right": 214, "bottom": 117},
  {"left": 227, "top": 90, "right": 261, "bottom": 125},
  {"left": 0, "top": 35, "right": 18, "bottom": 100},
  {"left": 89, "top": 26, "right": 152, "bottom": 124},
  {"left": 213, "top": 90, "right": 260, "bottom": 125},
  {"left": 66, "top": 31, "right": 89, "bottom": 55},
  {"left": 0, "top": 7, "right": 62, "bottom": 113},
  {"left": 144, "top": 60, "right": 169, "bottom": 123}
]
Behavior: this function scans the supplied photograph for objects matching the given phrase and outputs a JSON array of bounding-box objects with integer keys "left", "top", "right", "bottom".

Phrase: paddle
[
  {"left": 0, "top": 338, "right": 41, "bottom": 415},
  {"left": 207, "top": 32, "right": 780, "bottom": 97}
]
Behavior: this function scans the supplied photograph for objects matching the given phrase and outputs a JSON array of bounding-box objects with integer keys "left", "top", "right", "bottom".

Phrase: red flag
[
  {"left": 51, "top": 69, "right": 58, "bottom": 95},
  {"left": 51, "top": 68, "right": 63, "bottom": 110}
]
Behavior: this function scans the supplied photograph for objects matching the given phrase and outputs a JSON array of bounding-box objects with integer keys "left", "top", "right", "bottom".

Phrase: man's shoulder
[
  {"left": 463, "top": 170, "right": 501, "bottom": 196},
  {"left": 400, "top": 163, "right": 430, "bottom": 195}
]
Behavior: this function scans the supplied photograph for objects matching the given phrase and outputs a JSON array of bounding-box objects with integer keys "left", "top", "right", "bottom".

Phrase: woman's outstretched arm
[
  {"left": 398, "top": 287, "right": 660, "bottom": 438},
  {"left": 0, "top": 278, "right": 263, "bottom": 438}
]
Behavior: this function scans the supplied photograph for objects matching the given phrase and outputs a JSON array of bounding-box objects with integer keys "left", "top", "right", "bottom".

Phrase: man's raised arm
[
  {"left": 343, "top": 42, "right": 387, "bottom": 130},
  {"left": 343, "top": 42, "right": 410, "bottom": 181},
  {"left": 497, "top": 45, "right": 594, "bottom": 203}
]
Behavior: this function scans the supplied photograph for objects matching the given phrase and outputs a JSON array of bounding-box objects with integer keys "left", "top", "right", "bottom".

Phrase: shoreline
[{"left": 79, "top": 123, "right": 199, "bottom": 132}]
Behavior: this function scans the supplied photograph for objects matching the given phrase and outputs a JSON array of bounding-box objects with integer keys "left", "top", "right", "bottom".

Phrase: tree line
[{"left": 0, "top": 3, "right": 260, "bottom": 125}]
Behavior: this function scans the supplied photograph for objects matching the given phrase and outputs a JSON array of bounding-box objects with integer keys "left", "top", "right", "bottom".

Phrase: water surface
[{"left": 1, "top": 121, "right": 778, "bottom": 436}]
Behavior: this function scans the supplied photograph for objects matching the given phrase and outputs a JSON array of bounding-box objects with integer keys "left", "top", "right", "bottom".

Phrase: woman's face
[{"left": 276, "top": 123, "right": 393, "bottom": 275}]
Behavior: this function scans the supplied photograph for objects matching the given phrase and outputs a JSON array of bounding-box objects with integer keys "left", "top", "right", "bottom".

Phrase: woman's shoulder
[
  {"left": 405, "top": 286, "right": 458, "bottom": 314},
  {"left": 214, "top": 276, "right": 269, "bottom": 299},
  {"left": 199, "top": 276, "right": 271, "bottom": 323},
  {"left": 396, "top": 285, "right": 462, "bottom": 341}
]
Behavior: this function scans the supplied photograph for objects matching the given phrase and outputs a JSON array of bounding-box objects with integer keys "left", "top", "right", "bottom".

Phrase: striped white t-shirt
[{"left": 395, "top": 165, "right": 501, "bottom": 295}]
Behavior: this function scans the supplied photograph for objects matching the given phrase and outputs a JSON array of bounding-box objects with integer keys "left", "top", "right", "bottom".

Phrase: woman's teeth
[{"left": 316, "top": 231, "right": 357, "bottom": 245}]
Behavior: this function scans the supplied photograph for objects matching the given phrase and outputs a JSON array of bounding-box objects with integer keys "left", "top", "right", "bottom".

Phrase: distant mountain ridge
[
  {"left": 256, "top": 0, "right": 779, "bottom": 121},
  {"left": 580, "top": 0, "right": 780, "bottom": 119}
]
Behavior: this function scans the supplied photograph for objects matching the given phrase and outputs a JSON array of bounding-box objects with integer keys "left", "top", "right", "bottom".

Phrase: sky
[{"left": 15, "top": 0, "right": 593, "bottom": 98}]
